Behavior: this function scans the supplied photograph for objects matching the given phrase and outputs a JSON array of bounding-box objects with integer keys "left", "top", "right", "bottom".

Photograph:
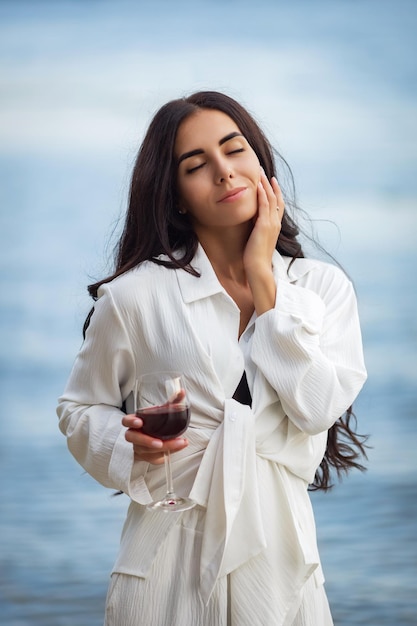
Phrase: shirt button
[{"left": 230, "top": 412, "right": 237, "bottom": 422}]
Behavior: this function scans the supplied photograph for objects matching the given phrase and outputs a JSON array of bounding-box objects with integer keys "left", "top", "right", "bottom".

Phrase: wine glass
[{"left": 134, "top": 371, "right": 196, "bottom": 512}]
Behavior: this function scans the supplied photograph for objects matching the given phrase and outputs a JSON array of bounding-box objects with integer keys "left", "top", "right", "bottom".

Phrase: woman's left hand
[
  {"left": 243, "top": 169, "right": 285, "bottom": 314},
  {"left": 243, "top": 169, "right": 284, "bottom": 275}
]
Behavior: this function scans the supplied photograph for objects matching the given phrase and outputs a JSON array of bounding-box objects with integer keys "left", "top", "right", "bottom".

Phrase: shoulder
[
  {"left": 284, "top": 256, "right": 350, "bottom": 285},
  {"left": 97, "top": 261, "right": 178, "bottom": 311},
  {"left": 281, "top": 256, "right": 355, "bottom": 306}
]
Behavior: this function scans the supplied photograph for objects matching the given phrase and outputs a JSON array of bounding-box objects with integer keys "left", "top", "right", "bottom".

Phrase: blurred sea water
[{"left": 0, "top": 1, "right": 416, "bottom": 624}]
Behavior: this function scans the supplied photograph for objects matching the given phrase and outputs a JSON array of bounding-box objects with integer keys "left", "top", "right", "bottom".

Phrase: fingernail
[{"left": 151, "top": 440, "right": 163, "bottom": 448}]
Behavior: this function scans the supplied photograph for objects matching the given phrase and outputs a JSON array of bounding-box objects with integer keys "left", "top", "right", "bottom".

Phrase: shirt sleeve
[
  {"left": 56, "top": 285, "right": 147, "bottom": 495},
  {"left": 250, "top": 264, "right": 367, "bottom": 435}
]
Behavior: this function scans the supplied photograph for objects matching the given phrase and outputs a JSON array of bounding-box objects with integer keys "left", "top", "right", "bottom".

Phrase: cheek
[
  {"left": 177, "top": 179, "right": 191, "bottom": 208},
  {"left": 178, "top": 173, "right": 210, "bottom": 207},
  {"left": 246, "top": 154, "right": 262, "bottom": 182},
  {"left": 177, "top": 181, "right": 202, "bottom": 213}
]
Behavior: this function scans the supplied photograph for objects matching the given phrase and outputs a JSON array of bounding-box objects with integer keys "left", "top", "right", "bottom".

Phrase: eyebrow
[{"left": 177, "top": 131, "right": 243, "bottom": 164}]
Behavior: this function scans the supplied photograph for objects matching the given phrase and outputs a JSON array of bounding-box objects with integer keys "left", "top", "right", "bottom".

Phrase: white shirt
[{"left": 57, "top": 245, "right": 367, "bottom": 624}]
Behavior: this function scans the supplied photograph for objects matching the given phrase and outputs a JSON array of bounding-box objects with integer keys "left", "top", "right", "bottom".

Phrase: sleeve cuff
[
  {"left": 108, "top": 428, "right": 153, "bottom": 504},
  {"left": 272, "top": 279, "right": 326, "bottom": 335}
]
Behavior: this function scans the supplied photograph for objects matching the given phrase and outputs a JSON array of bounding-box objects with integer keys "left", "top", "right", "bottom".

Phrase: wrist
[{"left": 247, "top": 268, "right": 276, "bottom": 315}]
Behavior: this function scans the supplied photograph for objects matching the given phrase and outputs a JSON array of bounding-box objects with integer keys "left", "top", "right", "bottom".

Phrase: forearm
[
  {"left": 247, "top": 266, "right": 277, "bottom": 316},
  {"left": 251, "top": 269, "right": 367, "bottom": 435},
  {"left": 58, "top": 400, "right": 132, "bottom": 489}
]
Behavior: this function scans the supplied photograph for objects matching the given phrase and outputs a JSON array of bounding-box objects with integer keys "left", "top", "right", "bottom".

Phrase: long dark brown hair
[{"left": 85, "top": 90, "right": 368, "bottom": 491}]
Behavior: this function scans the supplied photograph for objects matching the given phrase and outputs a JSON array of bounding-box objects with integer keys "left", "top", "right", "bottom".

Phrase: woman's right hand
[{"left": 122, "top": 414, "right": 189, "bottom": 465}]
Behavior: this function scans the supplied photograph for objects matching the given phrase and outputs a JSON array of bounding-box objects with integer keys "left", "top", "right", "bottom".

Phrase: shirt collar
[
  {"left": 176, "top": 244, "right": 225, "bottom": 304},
  {"left": 278, "top": 253, "right": 321, "bottom": 283},
  {"left": 175, "top": 244, "right": 316, "bottom": 304}
]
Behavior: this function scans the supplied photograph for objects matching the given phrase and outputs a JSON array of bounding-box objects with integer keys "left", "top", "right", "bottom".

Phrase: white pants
[{"left": 104, "top": 569, "right": 333, "bottom": 626}]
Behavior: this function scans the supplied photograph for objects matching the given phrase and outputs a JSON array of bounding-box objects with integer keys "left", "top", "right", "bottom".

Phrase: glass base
[{"left": 146, "top": 494, "right": 196, "bottom": 513}]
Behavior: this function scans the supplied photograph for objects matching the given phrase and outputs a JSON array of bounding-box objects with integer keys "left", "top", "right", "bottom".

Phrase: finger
[
  {"left": 257, "top": 180, "right": 270, "bottom": 216},
  {"left": 259, "top": 169, "right": 279, "bottom": 211},
  {"left": 257, "top": 177, "right": 282, "bottom": 226},
  {"left": 271, "top": 177, "right": 285, "bottom": 220},
  {"left": 133, "top": 446, "right": 165, "bottom": 465},
  {"left": 161, "top": 436, "right": 189, "bottom": 452},
  {"left": 125, "top": 428, "right": 164, "bottom": 449},
  {"left": 122, "top": 413, "right": 143, "bottom": 429},
  {"left": 133, "top": 437, "right": 189, "bottom": 465},
  {"left": 126, "top": 426, "right": 188, "bottom": 451},
  {"left": 169, "top": 389, "right": 186, "bottom": 405}
]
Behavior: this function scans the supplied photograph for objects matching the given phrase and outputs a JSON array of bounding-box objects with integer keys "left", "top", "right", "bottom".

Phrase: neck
[{"left": 196, "top": 225, "right": 251, "bottom": 284}]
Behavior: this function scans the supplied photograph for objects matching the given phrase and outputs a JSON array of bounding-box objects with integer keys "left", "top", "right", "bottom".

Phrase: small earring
[{"left": 178, "top": 208, "right": 186, "bottom": 214}]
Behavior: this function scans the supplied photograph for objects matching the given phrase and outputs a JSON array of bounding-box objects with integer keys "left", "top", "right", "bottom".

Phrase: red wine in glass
[
  {"left": 135, "top": 372, "right": 195, "bottom": 513},
  {"left": 136, "top": 405, "right": 190, "bottom": 440}
]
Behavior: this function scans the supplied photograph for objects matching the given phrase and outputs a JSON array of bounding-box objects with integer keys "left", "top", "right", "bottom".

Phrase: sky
[
  {"left": 0, "top": 0, "right": 416, "bottom": 436},
  {"left": 0, "top": 0, "right": 416, "bottom": 201},
  {"left": 1, "top": 8, "right": 416, "bottom": 622}
]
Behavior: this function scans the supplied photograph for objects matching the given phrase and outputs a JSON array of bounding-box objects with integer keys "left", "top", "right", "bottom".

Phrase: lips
[{"left": 217, "top": 187, "right": 247, "bottom": 203}]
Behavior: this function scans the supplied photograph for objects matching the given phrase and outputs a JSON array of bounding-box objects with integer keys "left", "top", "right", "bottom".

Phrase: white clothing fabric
[
  {"left": 57, "top": 245, "right": 367, "bottom": 625},
  {"left": 104, "top": 564, "right": 333, "bottom": 626}
]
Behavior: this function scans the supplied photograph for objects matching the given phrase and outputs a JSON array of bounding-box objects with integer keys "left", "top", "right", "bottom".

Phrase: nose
[{"left": 214, "top": 156, "right": 233, "bottom": 184}]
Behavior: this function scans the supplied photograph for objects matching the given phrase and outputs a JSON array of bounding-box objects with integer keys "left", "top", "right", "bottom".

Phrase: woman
[{"left": 57, "top": 91, "right": 368, "bottom": 625}]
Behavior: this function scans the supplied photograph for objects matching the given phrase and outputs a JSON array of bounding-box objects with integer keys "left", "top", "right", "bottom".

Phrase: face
[{"left": 175, "top": 109, "right": 261, "bottom": 234}]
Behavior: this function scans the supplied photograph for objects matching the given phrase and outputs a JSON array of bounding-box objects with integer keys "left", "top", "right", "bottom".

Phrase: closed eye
[
  {"left": 186, "top": 148, "right": 244, "bottom": 173},
  {"left": 186, "top": 163, "right": 205, "bottom": 174}
]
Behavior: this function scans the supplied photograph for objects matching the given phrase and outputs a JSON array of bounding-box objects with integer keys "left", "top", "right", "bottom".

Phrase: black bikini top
[{"left": 232, "top": 371, "right": 252, "bottom": 407}]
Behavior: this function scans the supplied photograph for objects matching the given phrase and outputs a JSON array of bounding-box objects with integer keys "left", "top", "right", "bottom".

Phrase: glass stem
[{"left": 164, "top": 450, "right": 175, "bottom": 497}]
